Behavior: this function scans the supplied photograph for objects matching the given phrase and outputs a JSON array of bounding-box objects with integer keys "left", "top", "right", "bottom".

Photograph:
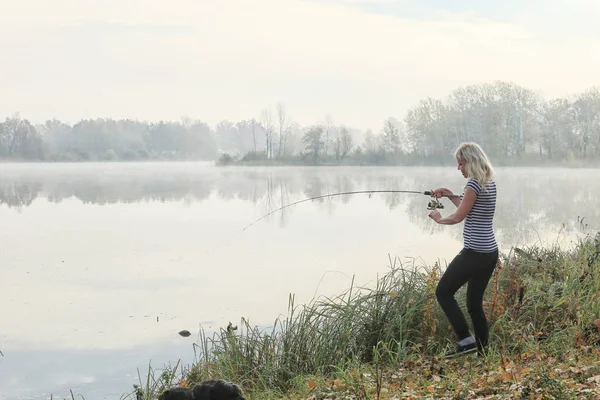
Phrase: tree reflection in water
[{"left": 0, "top": 163, "right": 598, "bottom": 247}]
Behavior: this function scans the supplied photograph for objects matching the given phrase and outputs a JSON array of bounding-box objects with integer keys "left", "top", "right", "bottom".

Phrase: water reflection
[
  {"left": 0, "top": 339, "right": 194, "bottom": 400},
  {"left": 1, "top": 163, "right": 597, "bottom": 247},
  {"left": 0, "top": 162, "right": 598, "bottom": 399}
]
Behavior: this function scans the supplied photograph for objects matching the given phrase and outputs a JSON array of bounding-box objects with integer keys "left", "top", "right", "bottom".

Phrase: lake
[{"left": 0, "top": 162, "right": 598, "bottom": 399}]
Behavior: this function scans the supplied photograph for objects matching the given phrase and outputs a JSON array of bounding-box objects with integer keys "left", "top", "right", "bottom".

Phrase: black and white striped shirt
[{"left": 459, "top": 178, "right": 497, "bottom": 252}]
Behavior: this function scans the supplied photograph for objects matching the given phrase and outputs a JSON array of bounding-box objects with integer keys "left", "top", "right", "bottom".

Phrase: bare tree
[
  {"left": 276, "top": 102, "right": 289, "bottom": 157},
  {"left": 340, "top": 126, "right": 354, "bottom": 161},
  {"left": 334, "top": 126, "right": 354, "bottom": 162},
  {"left": 260, "top": 109, "right": 275, "bottom": 159},
  {"left": 323, "top": 114, "right": 335, "bottom": 158},
  {"left": 284, "top": 122, "right": 302, "bottom": 154},
  {"left": 251, "top": 118, "right": 257, "bottom": 154},
  {"left": 362, "top": 129, "right": 379, "bottom": 153},
  {"left": 382, "top": 118, "right": 401, "bottom": 154},
  {"left": 180, "top": 115, "right": 193, "bottom": 128}
]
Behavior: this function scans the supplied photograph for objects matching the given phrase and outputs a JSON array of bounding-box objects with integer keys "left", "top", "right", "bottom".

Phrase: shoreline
[
  {"left": 2, "top": 158, "right": 600, "bottom": 169},
  {"left": 110, "top": 234, "right": 600, "bottom": 400}
]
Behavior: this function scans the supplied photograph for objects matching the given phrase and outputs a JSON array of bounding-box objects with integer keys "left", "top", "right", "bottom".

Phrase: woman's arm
[
  {"left": 431, "top": 188, "right": 462, "bottom": 208},
  {"left": 429, "top": 188, "right": 476, "bottom": 225},
  {"left": 448, "top": 195, "right": 461, "bottom": 208}
]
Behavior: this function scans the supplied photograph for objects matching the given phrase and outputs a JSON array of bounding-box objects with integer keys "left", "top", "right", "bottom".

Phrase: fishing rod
[{"left": 242, "top": 189, "right": 459, "bottom": 231}]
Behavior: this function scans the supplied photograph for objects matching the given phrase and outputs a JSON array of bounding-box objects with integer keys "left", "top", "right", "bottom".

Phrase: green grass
[{"left": 125, "top": 231, "right": 600, "bottom": 399}]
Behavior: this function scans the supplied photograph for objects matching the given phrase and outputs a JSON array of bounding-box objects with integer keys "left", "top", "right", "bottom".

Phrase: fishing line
[
  {"left": 201, "top": 189, "right": 458, "bottom": 258},
  {"left": 241, "top": 189, "right": 458, "bottom": 231}
]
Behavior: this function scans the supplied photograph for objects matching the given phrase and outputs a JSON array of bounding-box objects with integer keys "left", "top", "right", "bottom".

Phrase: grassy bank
[{"left": 125, "top": 232, "right": 600, "bottom": 399}]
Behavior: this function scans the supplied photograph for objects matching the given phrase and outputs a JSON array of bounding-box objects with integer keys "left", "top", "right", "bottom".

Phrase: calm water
[{"left": 0, "top": 162, "right": 598, "bottom": 399}]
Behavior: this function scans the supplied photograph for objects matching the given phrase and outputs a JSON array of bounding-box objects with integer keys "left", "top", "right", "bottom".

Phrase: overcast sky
[{"left": 1, "top": 0, "right": 599, "bottom": 131}]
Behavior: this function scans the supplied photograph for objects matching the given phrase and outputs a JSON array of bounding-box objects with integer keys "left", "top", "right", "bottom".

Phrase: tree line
[{"left": 1, "top": 81, "right": 599, "bottom": 164}]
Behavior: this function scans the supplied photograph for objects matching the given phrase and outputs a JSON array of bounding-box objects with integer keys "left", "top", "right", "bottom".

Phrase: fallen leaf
[{"left": 587, "top": 375, "right": 600, "bottom": 383}]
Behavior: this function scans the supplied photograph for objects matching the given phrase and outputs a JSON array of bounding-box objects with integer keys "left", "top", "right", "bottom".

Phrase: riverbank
[
  {"left": 2, "top": 155, "right": 600, "bottom": 169},
  {"left": 215, "top": 153, "right": 600, "bottom": 169},
  {"left": 117, "top": 231, "right": 600, "bottom": 399}
]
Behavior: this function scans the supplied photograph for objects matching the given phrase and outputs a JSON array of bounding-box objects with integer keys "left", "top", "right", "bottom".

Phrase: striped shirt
[{"left": 459, "top": 178, "right": 497, "bottom": 252}]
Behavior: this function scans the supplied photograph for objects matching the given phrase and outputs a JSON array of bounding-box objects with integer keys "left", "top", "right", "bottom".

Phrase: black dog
[{"left": 158, "top": 379, "right": 245, "bottom": 400}]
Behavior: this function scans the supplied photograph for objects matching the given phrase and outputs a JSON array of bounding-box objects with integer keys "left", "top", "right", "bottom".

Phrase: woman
[{"left": 428, "top": 142, "right": 498, "bottom": 358}]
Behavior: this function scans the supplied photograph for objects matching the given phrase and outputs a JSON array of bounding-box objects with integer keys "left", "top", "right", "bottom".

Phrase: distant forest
[{"left": 1, "top": 81, "right": 599, "bottom": 166}]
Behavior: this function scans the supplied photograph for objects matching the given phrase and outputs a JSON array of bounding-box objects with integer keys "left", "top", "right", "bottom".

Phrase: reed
[{"left": 128, "top": 231, "right": 600, "bottom": 399}]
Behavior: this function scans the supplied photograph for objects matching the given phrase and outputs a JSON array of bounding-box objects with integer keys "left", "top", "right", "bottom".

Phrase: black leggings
[{"left": 435, "top": 248, "right": 498, "bottom": 348}]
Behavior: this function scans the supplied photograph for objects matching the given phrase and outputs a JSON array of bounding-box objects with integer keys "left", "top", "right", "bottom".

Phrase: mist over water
[{"left": 0, "top": 162, "right": 598, "bottom": 399}]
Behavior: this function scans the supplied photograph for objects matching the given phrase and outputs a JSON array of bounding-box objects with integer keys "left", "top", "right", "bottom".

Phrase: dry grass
[{"left": 126, "top": 231, "right": 600, "bottom": 399}]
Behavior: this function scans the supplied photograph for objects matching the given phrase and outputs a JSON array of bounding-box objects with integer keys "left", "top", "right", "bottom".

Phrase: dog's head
[
  {"left": 193, "top": 380, "right": 245, "bottom": 400},
  {"left": 157, "top": 387, "right": 194, "bottom": 400}
]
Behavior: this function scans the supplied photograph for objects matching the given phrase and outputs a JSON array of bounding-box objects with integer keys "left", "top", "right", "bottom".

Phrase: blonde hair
[{"left": 454, "top": 142, "right": 495, "bottom": 190}]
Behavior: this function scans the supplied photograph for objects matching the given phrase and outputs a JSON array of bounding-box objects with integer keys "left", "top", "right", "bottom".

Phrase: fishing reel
[{"left": 427, "top": 198, "right": 444, "bottom": 211}]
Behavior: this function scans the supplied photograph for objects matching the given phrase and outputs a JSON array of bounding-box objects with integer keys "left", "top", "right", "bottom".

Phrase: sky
[{"left": 1, "top": 0, "right": 599, "bottom": 132}]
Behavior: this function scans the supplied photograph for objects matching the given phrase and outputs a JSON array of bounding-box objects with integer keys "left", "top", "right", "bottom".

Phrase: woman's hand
[
  {"left": 431, "top": 188, "right": 454, "bottom": 198},
  {"left": 428, "top": 210, "right": 442, "bottom": 222}
]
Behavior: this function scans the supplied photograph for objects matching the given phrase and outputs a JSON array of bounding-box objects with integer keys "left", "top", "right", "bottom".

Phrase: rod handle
[{"left": 425, "top": 190, "right": 459, "bottom": 198}]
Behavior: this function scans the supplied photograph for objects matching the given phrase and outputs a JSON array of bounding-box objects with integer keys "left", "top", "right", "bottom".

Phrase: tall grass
[
  {"left": 184, "top": 256, "right": 453, "bottom": 392},
  {"left": 129, "top": 231, "right": 600, "bottom": 399}
]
